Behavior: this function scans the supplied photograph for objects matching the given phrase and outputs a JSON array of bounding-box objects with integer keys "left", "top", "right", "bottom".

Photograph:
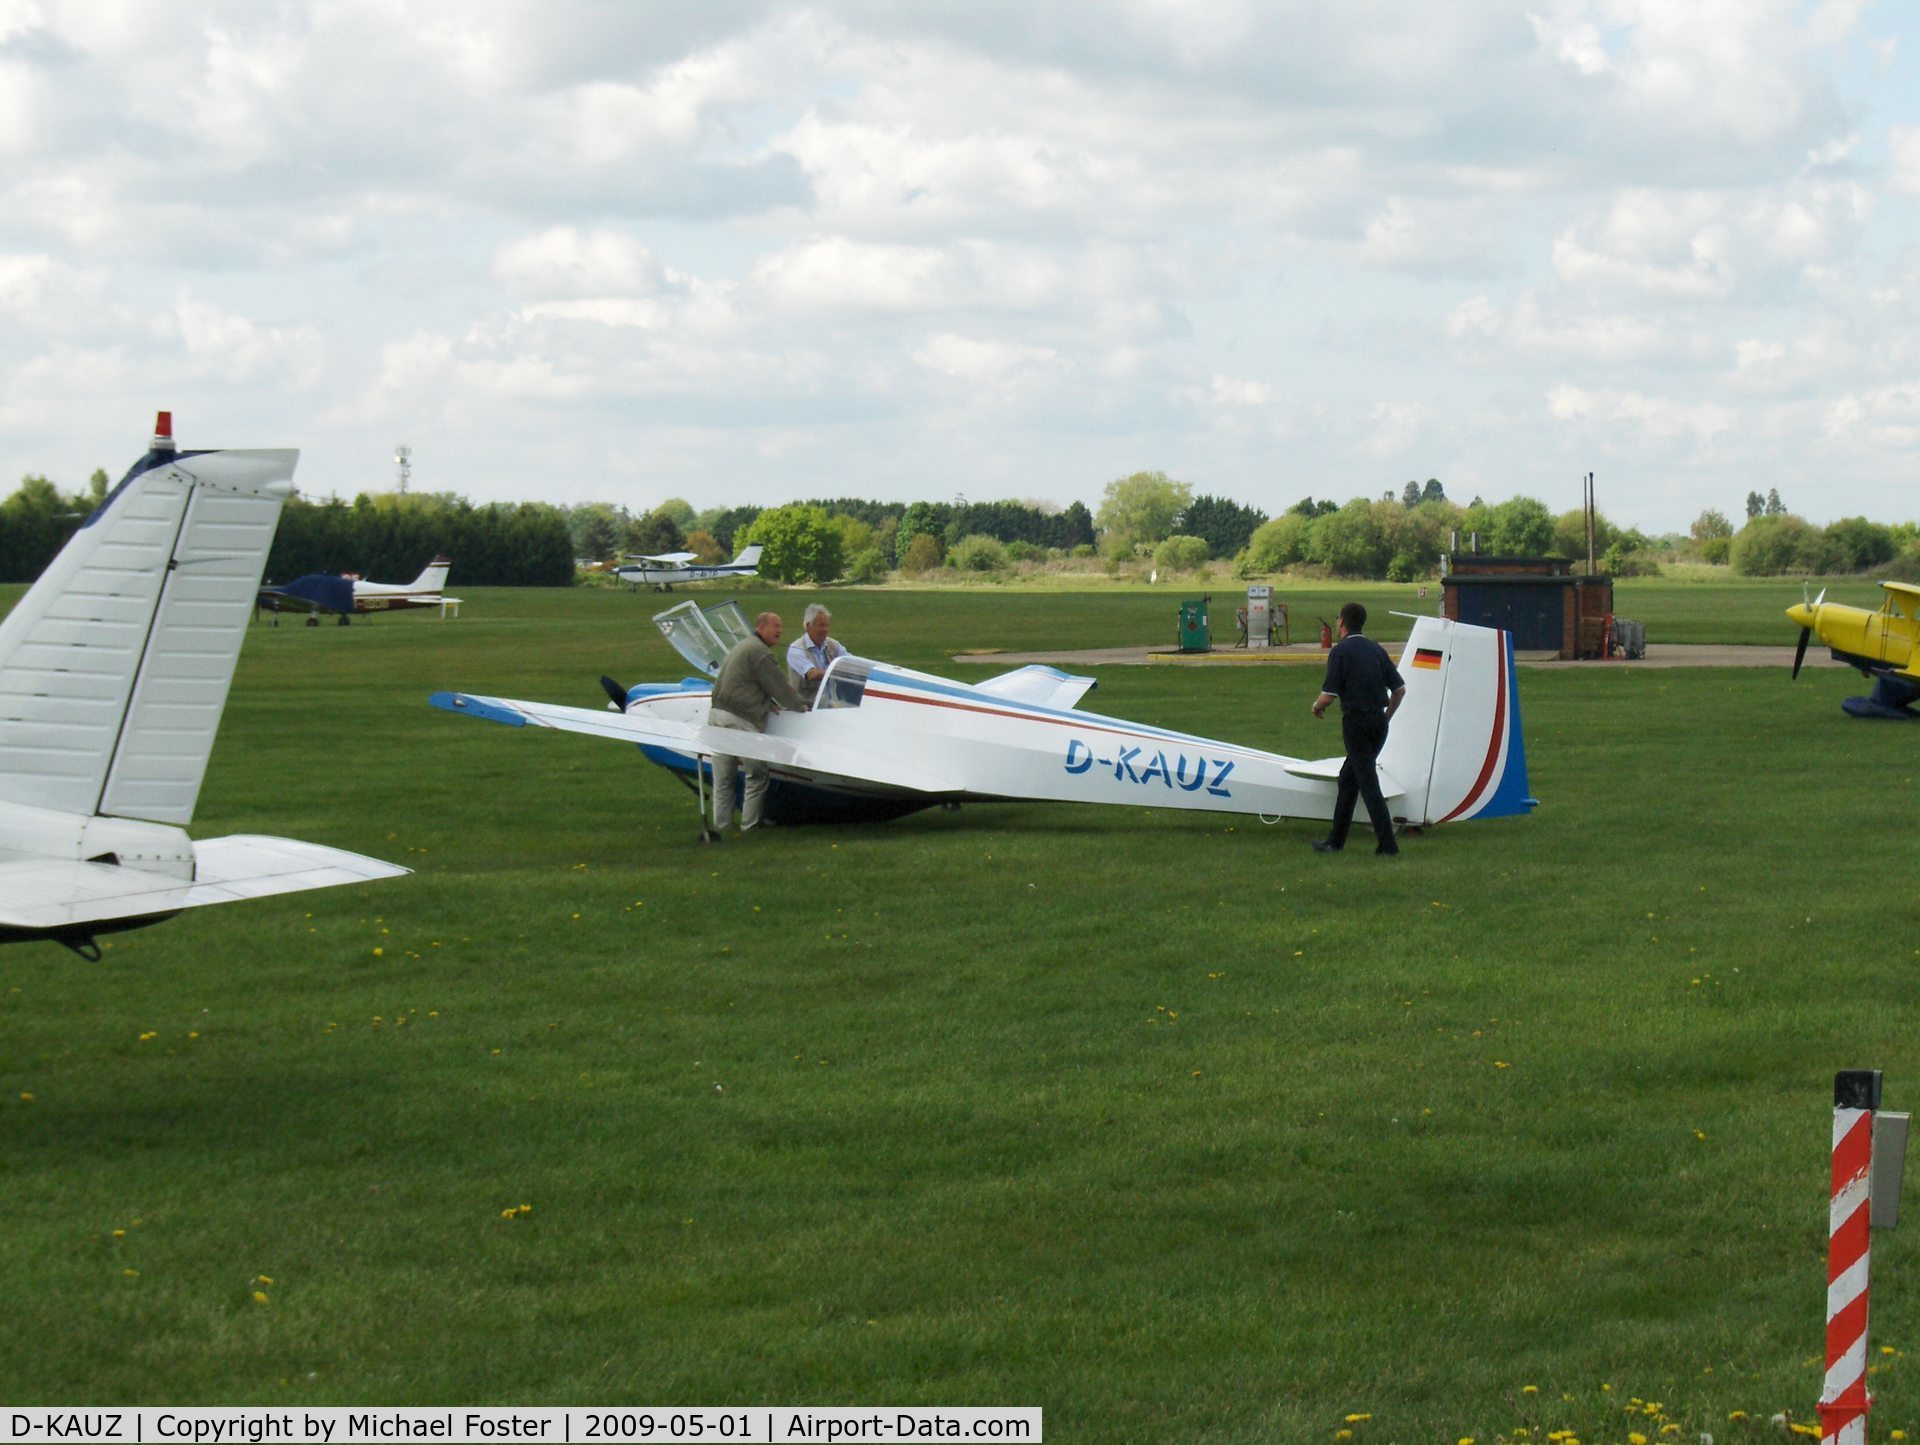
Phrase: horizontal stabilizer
[
  {"left": 974, "top": 665, "right": 1098, "bottom": 710},
  {"left": 430, "top": 690, "right": 956, "bottom": 793},
  {"left": 1283, "top": 757, "right": 1347, "bottom": 782},
  {"left": 1283, "top": 753, "right": 1407, "bottom": 794},
  {"left": 0, "top": 836, "right": 406, "bottom": 934}
]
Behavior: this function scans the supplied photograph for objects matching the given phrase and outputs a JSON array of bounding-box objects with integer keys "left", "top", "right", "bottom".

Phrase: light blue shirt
[{"left": 788, "top": 633, "right": 848, "bottom": 700}]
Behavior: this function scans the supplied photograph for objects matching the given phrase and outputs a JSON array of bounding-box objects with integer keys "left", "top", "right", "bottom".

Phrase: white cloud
[
  {"left": 1360, "top": 400, "right": 1436, "bottom": 459},
  {"left": 911, "top": 332, "right": 1063, "bottom": 384},
  {"left": 1546, "top": 384, "right": 1739, "bottom": 443},
  {"left": 492, "top": 227, "right": 670, "bottom": 300},
  {"left": 1891, "top": 126, "right": 1920, "bottom": 198},
  {"left": 1209, "top": 375, "right": 1273, "bottom": 408},
  {"left": 1825, "top": 383, "right": 1920, "bottom": 450}
]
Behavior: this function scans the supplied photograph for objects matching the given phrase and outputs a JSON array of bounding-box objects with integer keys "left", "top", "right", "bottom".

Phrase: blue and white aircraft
[
  {"left": 614, "top": 544, "right": 762, "bottom": 590},
  {"left": 430, "top": 600, "right": 1535, "bottom": 835},
  {"left": 0, "top": 413, "right": 406, "bottom": 956}
]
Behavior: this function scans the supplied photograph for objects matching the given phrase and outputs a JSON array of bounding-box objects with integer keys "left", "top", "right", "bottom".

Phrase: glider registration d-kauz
[
  {"left": 0, "top": 413, "right": 406, "bottom": 957},
  {"left": 431, "top": 599, "right": 1535, "bottom": 834}
]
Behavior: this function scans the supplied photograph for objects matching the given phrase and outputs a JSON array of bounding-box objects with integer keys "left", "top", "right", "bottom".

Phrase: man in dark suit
[{"left": 1309, "top": 602, "right": 1406, "bottom": 856}]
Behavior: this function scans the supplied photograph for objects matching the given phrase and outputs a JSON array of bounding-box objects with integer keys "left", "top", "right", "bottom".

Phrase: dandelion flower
[
  {"left": 19, "top": 1092, "right": 31, "bottom": 1103},
  {"left": 252, "top": 1291, "right": 269, "bottom": 1304}
]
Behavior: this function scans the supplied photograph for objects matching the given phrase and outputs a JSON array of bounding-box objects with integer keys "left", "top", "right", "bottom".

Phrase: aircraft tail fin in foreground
[
  {"left": 0, "top": 412, "right": 297, "bottom": 825},
  {"left": 0, "top": 413, "right": 405, "bottom": 953},
  {"left": 1377, "top": 615, "right": 1534, "bottom": 826}
]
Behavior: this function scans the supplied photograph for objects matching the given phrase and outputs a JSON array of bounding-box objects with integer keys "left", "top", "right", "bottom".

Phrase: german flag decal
[{"left": 1411, "top": 647, "right": 1444, "bottom": 671}]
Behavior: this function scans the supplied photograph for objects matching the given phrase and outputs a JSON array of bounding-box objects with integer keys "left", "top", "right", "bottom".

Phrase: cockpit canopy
[
  {"left": 653, "top": 599, "right": 756, "bottom": 677},
  {"left": 815, "top": 656, "right": 874, "bottom": 710}
]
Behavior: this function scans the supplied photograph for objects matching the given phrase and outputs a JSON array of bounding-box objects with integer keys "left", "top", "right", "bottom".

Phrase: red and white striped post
[{"left": 1821, "top": 1069, "right": 1880, "bottom": 1445}]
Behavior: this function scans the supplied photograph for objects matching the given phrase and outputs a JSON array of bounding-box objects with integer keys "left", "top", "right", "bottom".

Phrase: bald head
[{"left": 754, "top": 612, "right": 784, "bottom": 646}]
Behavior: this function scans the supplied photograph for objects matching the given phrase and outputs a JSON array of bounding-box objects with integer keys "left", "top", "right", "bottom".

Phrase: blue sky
[{"left": 1, "top": 0, "right": 1914, "bottom": 534}]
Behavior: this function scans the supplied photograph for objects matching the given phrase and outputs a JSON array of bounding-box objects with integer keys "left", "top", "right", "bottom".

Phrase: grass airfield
[{"left": 3, "top": 577, "right": 1918, "bottom": 1442}]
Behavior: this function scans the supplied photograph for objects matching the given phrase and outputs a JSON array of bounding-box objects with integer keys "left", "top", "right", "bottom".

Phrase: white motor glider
[
  {"left": 430, "top": 600, "right": 1535, "bottom": 834},
  {"left": 614, "top": 544, "right": 762, "bottom": 590},
  {"left": 0, "top": 413, "right": 407, "bottom": 956}
]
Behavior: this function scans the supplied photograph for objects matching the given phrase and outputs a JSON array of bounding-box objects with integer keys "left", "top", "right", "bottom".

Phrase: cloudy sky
[{"left": 2, "top": 1, "right": 1915, "bottom": 535}]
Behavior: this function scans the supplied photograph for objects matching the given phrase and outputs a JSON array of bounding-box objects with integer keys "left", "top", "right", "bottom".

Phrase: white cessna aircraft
[
  {"left": 431, "top": 599, "right": 1535, "bottom": 837},
  {"left": 256, "top": 555, "right": 461, "bottom": 623},
  {"left": 613, "top": 544, "right": 762, "bottom": 590},
  {"left": 0, "top": 413, "right": 407, "bottom": 957}
]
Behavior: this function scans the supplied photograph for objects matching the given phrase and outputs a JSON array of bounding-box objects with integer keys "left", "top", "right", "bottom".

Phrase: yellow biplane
[{"left": 1788, "top": 581, "right": 1920, "bottom": 719}]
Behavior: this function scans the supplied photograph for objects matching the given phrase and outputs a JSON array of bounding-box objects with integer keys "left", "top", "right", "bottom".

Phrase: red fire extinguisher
[{"left": 1318, "top": 618, "right": 1333, "bottom": 649}]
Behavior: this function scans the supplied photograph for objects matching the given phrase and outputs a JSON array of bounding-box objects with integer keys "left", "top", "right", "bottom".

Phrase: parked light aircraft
[
  {"left": 256, "top": 556, "right": 460, "bottom": 623},
  {"left": 429, "top": 599, "right": 1535, "bottom": 835},
  {"left": 1788, "top": 582, "right": 1920, "bottom": 718},
  {"left": 0, "top": 413, "right": 407, "bottom": 956},
  {"left": 614, "top": 544, "right": 762, "bottom": 590}
]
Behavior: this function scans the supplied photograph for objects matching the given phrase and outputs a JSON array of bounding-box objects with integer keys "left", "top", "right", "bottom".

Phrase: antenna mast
[{"left": 395, "top": 444, "right": 411, "bottom": 495}]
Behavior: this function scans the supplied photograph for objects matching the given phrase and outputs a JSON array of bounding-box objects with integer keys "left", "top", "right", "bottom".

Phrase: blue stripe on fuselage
[{"left": 866, "top": 666, "right": 1260, "bottom": 753}]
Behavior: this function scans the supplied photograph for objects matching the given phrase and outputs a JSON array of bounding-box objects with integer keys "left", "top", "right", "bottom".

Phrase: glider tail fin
[
  {"left": 0, "top": 413, "right": 298, "bottom": 826},
  {"left": 1378, "top": 615, "right": 1534, "bottom": 826}
]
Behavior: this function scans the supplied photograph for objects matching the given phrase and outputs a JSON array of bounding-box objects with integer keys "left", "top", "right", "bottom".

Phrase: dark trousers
[{"left": 1329, "top": 712, "right": 1397, "bottom": 852}]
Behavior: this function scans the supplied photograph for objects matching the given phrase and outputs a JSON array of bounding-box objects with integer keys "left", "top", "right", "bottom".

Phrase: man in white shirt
[{"left": 787, "top": 602, "right": 848, "bottom": 708}]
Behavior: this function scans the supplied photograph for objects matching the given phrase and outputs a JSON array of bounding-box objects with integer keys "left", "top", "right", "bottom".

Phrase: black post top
[{"left": 1836, "top": 1069, "right": 1884, "bottom": 1111}]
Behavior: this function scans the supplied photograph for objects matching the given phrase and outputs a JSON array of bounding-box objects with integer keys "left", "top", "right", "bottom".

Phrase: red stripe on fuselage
[
  {"left": 863, "top": 685, "right": 1249, "bottom": 754},
  {"left": 1436, "top": 633, "right": 1507, "bottom": 823}
]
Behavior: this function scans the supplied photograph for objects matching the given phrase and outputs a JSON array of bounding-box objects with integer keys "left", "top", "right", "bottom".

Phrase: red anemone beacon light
[{"left": 151, "top": 411, "right": 175, "bottom": 452}]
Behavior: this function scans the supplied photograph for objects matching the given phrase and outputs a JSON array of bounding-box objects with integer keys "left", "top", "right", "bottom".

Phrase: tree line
[
  {"left": 6, "top": 462, "right": 1914, "bottom": 587},
  {"left": 0, "top": 473, "right": 572, "bottom": 586}
]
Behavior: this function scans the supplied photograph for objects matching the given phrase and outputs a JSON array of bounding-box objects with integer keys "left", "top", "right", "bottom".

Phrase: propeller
[
  {"left": 600, "top": 674, "right": 629, "bottom": 709},
  {"left": 1790, "top": 591, "right": 1825, "bottom": 681}
]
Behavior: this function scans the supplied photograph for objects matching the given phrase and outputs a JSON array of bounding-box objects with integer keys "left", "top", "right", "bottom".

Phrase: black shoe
[
  {"left": 1310, "top": 838, "right": 1342, "bottom": 853},
  {"left": 1375, "top": 845, "right": 1399, "bottom": 856}
]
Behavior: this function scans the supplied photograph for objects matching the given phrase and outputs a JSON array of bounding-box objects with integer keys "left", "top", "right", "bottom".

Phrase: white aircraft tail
[
  {"left": 1377, "top": 615, "right": 1535, "bottom": 827},
  {"left": 0, "top": 413, "right": 297, "bottom": 825},
  {"left": 730, "top": 544, "right": 762, "bottom": 569},
  {"left": 406, "top": 555, "right": 452, "bottom": 594},
  {"left": 0, "top": 413, "right": 405, "bottom": 953}
]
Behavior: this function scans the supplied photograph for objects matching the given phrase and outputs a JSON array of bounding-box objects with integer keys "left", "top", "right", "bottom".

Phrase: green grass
[{"left": 1, "top": 582, "right": 1915, "bottom": 1443}]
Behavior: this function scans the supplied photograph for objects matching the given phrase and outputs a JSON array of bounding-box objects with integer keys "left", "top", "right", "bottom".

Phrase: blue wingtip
[{"left": 429, "top": 691, "right": 528, "bottom": 727}]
